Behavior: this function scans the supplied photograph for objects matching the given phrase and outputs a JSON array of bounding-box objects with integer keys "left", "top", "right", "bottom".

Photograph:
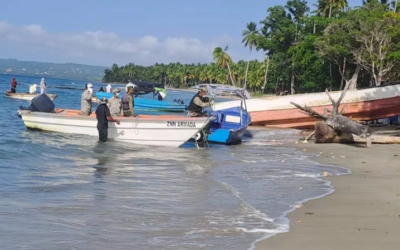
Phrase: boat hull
[
  {"left": 212, "top": 85, "right": 400, "bottom": 129},
  {"left": 207, "top": 125, "right": 247, "bottom": 145},
  {"left": 19, "top": 109, "right": 210, "bottom": 147},
  {"left": 5, "top": 92, "right": 58, "bottom": 101}
]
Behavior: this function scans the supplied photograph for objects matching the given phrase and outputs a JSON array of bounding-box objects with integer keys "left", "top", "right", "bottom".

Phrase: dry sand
[{"left": 255, "top": 142, "right": 400, "bottom": 250}]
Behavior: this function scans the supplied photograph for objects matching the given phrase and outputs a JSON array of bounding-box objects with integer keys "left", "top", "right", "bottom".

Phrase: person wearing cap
[
  {"left": 187, "top": 86, "right": 212, "bottom": 117},
  {"left": 95, "top": 97, "right": 120, "bottom": 143},
  {"left": 107, "top": 88, "right": 122, "bottom": 116},
  {"left": 80, "top": 83, "right": 93, "bottom": 115},
  {"left": 122, "top": 86, "right": 135, "bottom": 117}
]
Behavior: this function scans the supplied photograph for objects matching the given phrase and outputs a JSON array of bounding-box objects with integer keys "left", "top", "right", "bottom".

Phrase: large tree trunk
[
  {"left": 291, "top": 80, "right": 372, "bottom": 147},
  {"left": 262, "top": 56, "right": 270, "bottom": 92},
  {"left": 226, "top": 63, "right": 236, "bottom": 87},
  {"left": 315, "top": 121, "right": 354, "bottom": 143},
  {"left": 340, "top": 58, "right": 346, "bottom": 90},
  {"left": 244, "top": 49, "right": 252, "bottom": 90},
  {"left": 348, "top": 64, "right": 361, "bottom": 90}
]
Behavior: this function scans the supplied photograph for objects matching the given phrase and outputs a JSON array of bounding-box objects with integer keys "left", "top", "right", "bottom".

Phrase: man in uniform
[
  {"left": 80, "top": 83, "right": 93, "bottom": 115},
  {"left": 95, "top": 97, "right": 120, "bottom": 143},
  {"left": 187, "top": 86, "right": 213, "bottom": 117},
  {"left": 122, "top": 86, "right": 135, "bottom": 117},
  {"left": 107, "top": 89, "right": 122, "bottom": 116}
]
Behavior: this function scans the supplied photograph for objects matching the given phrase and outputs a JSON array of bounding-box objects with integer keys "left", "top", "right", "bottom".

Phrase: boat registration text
[{"left": 167, "top": 121, "right": 196, "bottom": 128}]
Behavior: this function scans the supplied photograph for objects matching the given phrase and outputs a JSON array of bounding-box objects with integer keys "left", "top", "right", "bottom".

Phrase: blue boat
[
  {"left": 93, "top": 92, "right": 187, "bottom": 112},
  {"left": 192, "top": 101, "right": 251, "bottom": 145},
  {"left": 206, "top": 106, "right": 251, "bottom": 144}
]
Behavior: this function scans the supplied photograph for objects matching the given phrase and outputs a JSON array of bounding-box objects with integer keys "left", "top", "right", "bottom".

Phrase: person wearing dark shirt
[
  {"left": 10, "top": 77, "right": 17, "bottom": 93},
  {"left": 95, "top": 97, "right": 120, "bottom": 143},
  {"left": 188, "top": 87, "right": 213, "bottom": 117}
]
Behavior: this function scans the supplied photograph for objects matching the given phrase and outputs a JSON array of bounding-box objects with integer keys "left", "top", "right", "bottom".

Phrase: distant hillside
[{"left": 0, "top": 59, "right": 107, "bottom": 81}]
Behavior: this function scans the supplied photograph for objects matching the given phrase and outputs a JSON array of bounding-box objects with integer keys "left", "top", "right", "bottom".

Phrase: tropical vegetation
[{"left": 103, "top": 0, "right": 400, "bottom": 94}]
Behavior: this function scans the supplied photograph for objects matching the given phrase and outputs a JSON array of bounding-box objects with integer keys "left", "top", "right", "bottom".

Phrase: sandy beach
[{"left": 255, "top": 142, "right": 400, "bottom": 250}]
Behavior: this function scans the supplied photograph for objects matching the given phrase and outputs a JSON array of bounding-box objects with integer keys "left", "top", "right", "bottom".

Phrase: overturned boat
[
  {"left": 5, "top": 92, "right": 58, "bottom": 101},
  {"left": 17, "top": 95, "right": 211, "bottom": 147},
  {"left": 212, "top": 84, "right": 400, "bottom": 129}
]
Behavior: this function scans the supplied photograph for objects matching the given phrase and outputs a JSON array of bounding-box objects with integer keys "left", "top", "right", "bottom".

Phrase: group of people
[
  {"left": 80, "top": 82, "right": 136, "bottom": 143},
  {"left": 80, "top": 81, "right": 212, "bottom": 143},
  {"left": 9, "top": 77, "right": 47, "bottom": 94}
]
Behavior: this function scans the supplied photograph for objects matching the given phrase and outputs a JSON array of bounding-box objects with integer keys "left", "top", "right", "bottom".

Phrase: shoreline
[{"left": 254, "top": 141, "right": 400, "bottom": 250}]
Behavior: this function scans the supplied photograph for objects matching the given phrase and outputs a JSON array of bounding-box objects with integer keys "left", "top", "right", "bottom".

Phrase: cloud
[{"left": 0, "top": 21, "right": 235, "bottom": 66}]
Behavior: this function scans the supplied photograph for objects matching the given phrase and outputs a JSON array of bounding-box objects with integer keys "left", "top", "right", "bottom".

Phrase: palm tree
[
  {"left": 242, "top": 22, "right": 259, "bottom": 90},
  {"left": 256, "top": 27, "right": 271, "bottom": 92},
  {"left": 213, "top": 46, "right": 236, "bottom": 86}
]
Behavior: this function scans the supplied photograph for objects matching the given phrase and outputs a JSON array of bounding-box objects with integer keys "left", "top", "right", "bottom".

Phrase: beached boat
[
  {"left": 18, "top": 109, "right": 211, "bottom": 147},
  {"left": 93, "top": 92, "right": 187, "bottom": 112},
  {"left": 212, "top": 84, "right": 400, "bottom": 129},
  {"left": 5, "top": 92, "right": 58, "bottom": 101},
  {"left": 206, "top": 105, "right": 251, "bottom": 145}
]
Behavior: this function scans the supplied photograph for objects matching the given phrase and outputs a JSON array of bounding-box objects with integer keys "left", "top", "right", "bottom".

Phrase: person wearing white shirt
[
  {"left": 40, "top": 78, "right": 46, "bottom": 94},
  {"left": 106, "top": 83, "right": 112, "bottom": 93}
]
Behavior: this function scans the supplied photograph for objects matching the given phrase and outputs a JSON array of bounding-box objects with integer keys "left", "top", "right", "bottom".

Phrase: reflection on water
[{"left": 0, "top": 75, "right": 349, "bottom": 250}]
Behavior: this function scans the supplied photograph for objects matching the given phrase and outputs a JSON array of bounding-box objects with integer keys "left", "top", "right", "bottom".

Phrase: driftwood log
[{"left": 291, "top": 81, "right": 373, "bottom": 147}]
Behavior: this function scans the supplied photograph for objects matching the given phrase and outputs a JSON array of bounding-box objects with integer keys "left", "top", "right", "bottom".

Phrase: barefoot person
[{"left": 95, "top": 97, "right": 120, "bottom": 143}]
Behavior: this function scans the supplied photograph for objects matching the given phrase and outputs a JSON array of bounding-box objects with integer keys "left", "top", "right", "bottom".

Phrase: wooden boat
[
  {"left": 17, "top": 109, "right": 210, "bottom": 147},
  {"left": 212, "top": 84, "right": 400, "bottom": 129},
  {"left": 93, "top": 92, "right": 187, "bottom": 112},
  {"left": 5, "top": 92, "right": 58, "bottom": 101}
]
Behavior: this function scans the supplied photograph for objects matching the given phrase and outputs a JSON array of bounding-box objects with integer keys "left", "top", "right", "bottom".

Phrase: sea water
[{"left": 0, "top": 75, "right": 349, "bottom": 250}]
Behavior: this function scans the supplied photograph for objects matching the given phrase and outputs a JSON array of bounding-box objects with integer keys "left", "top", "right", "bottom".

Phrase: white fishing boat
[
  {"left": 18, "top": 109, "right": 211, "bottom": 147},
  {"left": 5, "top": 92, "right": 58, "bottom": 101}
]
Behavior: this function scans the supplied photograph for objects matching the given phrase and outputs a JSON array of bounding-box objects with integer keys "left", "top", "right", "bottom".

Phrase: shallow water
[{"left": 0, "top": 75, "right": 349, "bottom": 250}]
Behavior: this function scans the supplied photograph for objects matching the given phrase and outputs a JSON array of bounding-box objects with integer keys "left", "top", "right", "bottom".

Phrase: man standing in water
[
  {"left": 187, "top": 87, "right": 213, "bottom": 117},
  {"left": 122, "top": 86, "right": 135, "bottom": 117},
  {"left": 80, "top": 83, "right": 93, "bottom": 115},
  {"left": 107, "top": 89, "right": 122, "bottom": 116},
  {"left": 95, "top": 97, "right": 120, "bottom": 143}
]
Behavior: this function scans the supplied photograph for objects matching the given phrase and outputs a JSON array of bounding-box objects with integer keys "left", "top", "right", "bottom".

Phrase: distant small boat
[
  {"left": 93, "top": 92, "right": 187, "bottom": 112},
  {"left": 5, "top": 92, "right": 58, "bottom": 101}
]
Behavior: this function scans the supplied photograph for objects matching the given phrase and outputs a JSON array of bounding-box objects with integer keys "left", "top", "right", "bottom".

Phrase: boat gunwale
[{"left": 20, "top": 109, "right": 209, "bottom": 122}]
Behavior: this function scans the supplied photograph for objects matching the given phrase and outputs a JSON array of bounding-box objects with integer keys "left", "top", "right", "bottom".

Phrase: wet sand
[{"left": 255, "top": 142, "right": 400, "bottom": 250}]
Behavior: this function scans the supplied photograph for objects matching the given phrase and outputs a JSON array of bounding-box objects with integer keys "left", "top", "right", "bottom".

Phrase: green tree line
[{"left": 103, "top": 0, "right": 400, "bottom": 94}]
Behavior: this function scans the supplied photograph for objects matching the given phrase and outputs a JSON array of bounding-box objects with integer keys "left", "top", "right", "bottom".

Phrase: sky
[{"left": 0, "top": 0, "right": 361, "bottom": 67}]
